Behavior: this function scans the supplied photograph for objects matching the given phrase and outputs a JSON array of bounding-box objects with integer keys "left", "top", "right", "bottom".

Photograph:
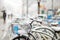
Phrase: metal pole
[
  {"left": 27, "top": 0, "right": 28, "bottom": 17},
  {"left": 38, "top": 0, "right": 41, "bottom": 15},
  {"left": 22, "top": 0, "right": 24, "bottom": 17},
  {"left": 52, "top": 0, "right": 53, "bottom": 9}
]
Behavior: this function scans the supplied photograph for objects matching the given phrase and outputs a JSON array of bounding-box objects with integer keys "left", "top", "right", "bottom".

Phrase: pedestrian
[{"left": 2, "top": 10, "right": 6, "bottom": 24}]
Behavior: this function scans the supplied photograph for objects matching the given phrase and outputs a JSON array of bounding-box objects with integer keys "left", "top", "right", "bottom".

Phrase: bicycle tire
[
  {"left": 28, "top": 33, "right": 36, "bottom": 40},
  {"left": 35, "top": 27, "right": 57, "bottom": 38},
  {"left": 32, "top": 31, "right": 56, "bottom": 40},
  {"left": 12, "top": 35, "right": 30, "bottom": 40}
]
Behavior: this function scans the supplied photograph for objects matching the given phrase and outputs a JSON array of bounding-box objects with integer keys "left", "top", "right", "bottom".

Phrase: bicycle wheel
[
  {"left": 30, "top": 32, "right": 42, "bottom": 40},
  {"left": 40, "top": 33, "right": 53, "bottom": 40},
  {"left": 28, "top": 33, "right": 36, "bottom": 40},
  {"left": 35, "top": 27, "right": 57, "bottom": 39},
  {"left": 32, "top": 31, "right": 56, "bottom": 40},
  {"left": 12, "top": 35, "right": 30, "bottom": 40}
]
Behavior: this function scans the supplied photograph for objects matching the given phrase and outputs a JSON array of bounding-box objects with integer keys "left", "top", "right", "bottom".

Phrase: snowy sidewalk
[{"left": 0, "top": 18, "right": 15, "bottom": 40}]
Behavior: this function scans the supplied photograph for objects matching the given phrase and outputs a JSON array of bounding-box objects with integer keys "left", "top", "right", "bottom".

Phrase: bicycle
[
  {"left": 30, "top": 18, "right": 57, "bottom": 40},
  {"left": 9, "top": 18, "right": 36, "bottom": 40},
  {"left": 12, "top": 18, "right": 57, "bottom": 40},
  {"left": 9, "top": 18, "right": 58, "bottom": 40}
]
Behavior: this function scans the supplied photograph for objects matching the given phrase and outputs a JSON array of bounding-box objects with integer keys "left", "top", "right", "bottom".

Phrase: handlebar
[
  {"left": 30, "top": 18, "right": 42, "bottom": 28},
  {"left": 30, "top": 18, "right": 42, "bottom": 24}
]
